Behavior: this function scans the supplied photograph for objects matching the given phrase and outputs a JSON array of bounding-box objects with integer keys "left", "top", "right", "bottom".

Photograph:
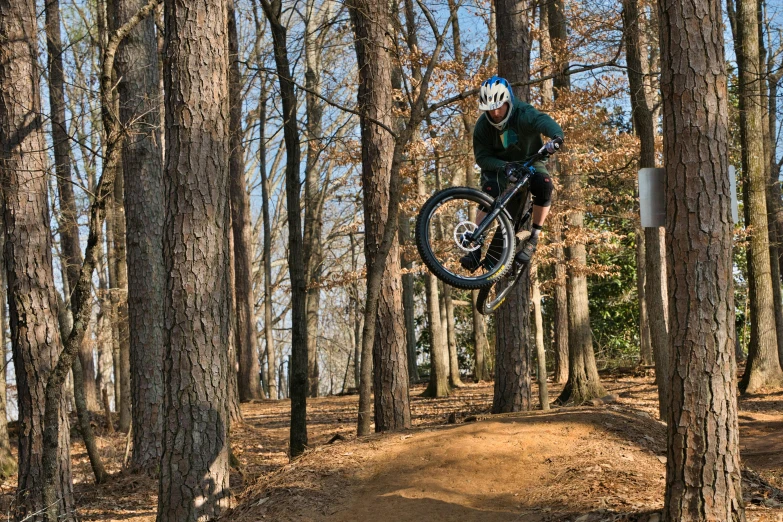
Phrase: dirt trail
[
  {"left": 7, "top": 378, "right": 782, "bottom": 521},
  {"left": 326, "top": 410, "right": 666, "bottom": 522},
  {"left": 227, "top": 381, "right": 783, "bottom": 522}
]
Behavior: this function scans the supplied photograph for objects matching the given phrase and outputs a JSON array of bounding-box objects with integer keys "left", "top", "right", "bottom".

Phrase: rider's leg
[{"left": 516, "top": 169, "right": 554, "bottom": 264}]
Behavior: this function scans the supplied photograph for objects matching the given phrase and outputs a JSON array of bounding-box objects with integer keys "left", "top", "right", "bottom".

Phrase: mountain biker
[{"left": 460, "top": 76, "right": 564, "bottom": 271}]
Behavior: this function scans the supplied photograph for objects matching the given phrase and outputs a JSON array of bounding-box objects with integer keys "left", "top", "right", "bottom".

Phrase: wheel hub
[{"left": 454, "top": 221, "right": 481, "bottom": 252}]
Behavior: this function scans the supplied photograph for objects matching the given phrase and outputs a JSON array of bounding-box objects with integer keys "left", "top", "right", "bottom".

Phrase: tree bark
[
  {"left": 622, "top": 0, "right": 669, "bottom": 419},
  {"left": 443, "top": 285, "right": 464, "bottom": 388},
  {"left": 113, "top": 0, "right": 165, "bottom": 469},
  {"left": 758, "top": 6, "right": 783, "bottom": 371},
  {"left": 659, "top": 0, "right": 745, "bottom": 516},
  {"left": 492, "top": 270, "right": 532, "bottom": 413},
  {"left": 303, "top": 0, "right": 330, "bottom": 399},
  {"left": 422, "top": 273, "right": 450, "bottom": 397},
  {"left": 550, "top": 0, "right": 604, "bottom": 405},
  {"left": 112, "top": 157, "right": 132, "bottom": 432},
  {"left": 0, "top": 0, "right": 74, "bottom": 517},
  {"left": 556, "top": 206, "right": 607, "bottom": 404},
  {"left": 58, "top": 305, "right": 108, "bottom": 484},
  {"left": 539, "top": 0, "right": 567, "bottom": 385},
  {"left": 0, "top": 211, "right": 15, "bottom": 478},
  {"left": 259, "top": 96, "right": 278, "bottom": 403},
  {"left": 636, "top": 227, "right": 653, "bottom": 365},
  {"left": 532, "top": 267, "right": 549, "bottom": 410},
  {"left": 399, "top": 217, "right": 419, "bottom": 382},
  {"left": 350, "top": 0, "right": 412, "bottom": 432},
  {"left": 493, "top": 0, "right": 534, "bottom": 412},
  {"left": 45, "top": 0, "right": 100, "bottom": 412},
  {"left": 734, "top": 0, "right": 783, "bottom": 393},
  {"left": 259, "top": 0, "right": 309, "bottom": 455},
  {"left": 158, "top": 0, "right": 232, "bottom": 518},
  {"left": 228, "top": 1, "right": 263, "bottom": 403},
  {"left": 769, "top": 42, "right": 783, "bottom": 369}
]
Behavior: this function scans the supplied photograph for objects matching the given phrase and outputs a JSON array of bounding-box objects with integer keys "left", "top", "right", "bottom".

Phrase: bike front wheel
[{"left": 415, "top": 187, "right": 515, "bottom": 290}]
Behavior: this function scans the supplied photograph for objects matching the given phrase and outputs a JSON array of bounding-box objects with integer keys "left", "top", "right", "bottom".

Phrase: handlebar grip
[{"left": 552, "top": 136, "right": 564, "bottom": 147}]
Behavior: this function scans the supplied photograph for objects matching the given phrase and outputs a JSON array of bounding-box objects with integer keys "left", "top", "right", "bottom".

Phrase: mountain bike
[{"left": 415, "top": 137, "right": 563, "bottom": 315}]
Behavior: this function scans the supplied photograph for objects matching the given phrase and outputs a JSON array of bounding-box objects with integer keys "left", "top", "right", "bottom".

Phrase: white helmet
[{"left": 478, "top": 76, "right": 514, "bottom": 130}]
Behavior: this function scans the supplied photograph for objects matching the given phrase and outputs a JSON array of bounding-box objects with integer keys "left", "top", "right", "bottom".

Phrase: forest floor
[{"left": 2, "top": 369, "right": 782, "bottom": 521}]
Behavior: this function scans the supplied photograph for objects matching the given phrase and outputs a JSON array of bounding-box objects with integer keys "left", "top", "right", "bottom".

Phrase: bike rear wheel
[
  {"left": 476, "top": 262, "right": 529, "bottom": 315},
  {"left": 415, "top": 187, "right": 515, "bottom": 290}
]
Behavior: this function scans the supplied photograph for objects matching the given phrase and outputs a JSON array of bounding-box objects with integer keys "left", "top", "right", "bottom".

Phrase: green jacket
[{"left": 473, "top": 99, "right": 564, "bottom": 173}]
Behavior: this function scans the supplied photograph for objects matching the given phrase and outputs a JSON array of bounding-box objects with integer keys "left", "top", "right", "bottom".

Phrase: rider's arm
[
  {"left": 521, "top": 105, "right": 564, "bottom": 141},
  {"left": 473, "top": 116, "right": 507, "bottom": 172}
]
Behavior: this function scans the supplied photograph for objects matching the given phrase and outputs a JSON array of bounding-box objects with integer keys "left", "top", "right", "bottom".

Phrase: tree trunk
[
  {"left": 226, "top": 228, "right": 244, "bottom": 424},
  {"left": 556, "top": 208, "right": 607, "bottom": 404},
  {"left": 540, "top": 0, "right": 567, "bottom": 385},
  {"left": 112, "top": 164, "right": 132, "bottom": 432},
  {"left": 113, "top": 0, "right": 165, "bottom": 469},
  {"left": 493, "top": 0, "right": 534, "bottom": 412},
  {"left": 0, "top": 0, "right": 74, "bottom": 517},
  {"left": 303, "top": 0, "right": 328, "bottom": 399},
  {"left": 400, "top": 217, "right": 419, "bottom": 382},
  {"left": 622, "top": 0, "right": 669, "bottom": 419},
  {"left": 659, "top": 0, "right": 745, "bottom": 516},
  {"left": 758, "top": 8, "right": 783, "bottom": 370},
  {"left": 636, "top": 227, "right": 653, "bottom": 365},
  {"left": 443, "top": 285, "right": 464, "bottom": 388},
  {"left": 350, "top": 0, "right": 412, "bottom": 432},
  {"left": 58, "top": 305, "right": 108, "bottom": 484},
  {"left": 228, "top": 1, "right": 263, "bottom": 403},
  {"left": 472, "top": 291, "right": 491, "bottom": 381},
  {"left": 422, "top": 273, "right": 450, "bottom": 397},
  {"left": 734, "top": 0, "right": 783, "bottom": 393},
  {"left": 551, "top": 216, "right": 569, "bottom": 384},
  {"left": 446, "top": 0, "right": 490, "bottom": 382},
  {"left": 257, "top": 74, "right": 278, "bottom": 402},
  {"left": 419, "top": 174, "right": 449, "bottom": 398},
  {"left": 550, "top": 0, "right": 604, "bottom": 405},
  {"left": 158, "top": 0, "right": 231, "bottom": 518},
  {"left": 492, "top": 271, "right": 532, "bottom": 413},
  {"left": 45, "top": 0, "right": 99, "bottom": 413},
  {"left": 532, "top": 267, "right": 549, "bottom": 410},
  {"left": 350, "top": 233, "right": 362, "bottom": 389},
  {"left": 260, "top": 0, "right": 309, "bottom": 455},
  {"left": 0, "top": 217, "right": 14, "bottom": 478},
  {"left": 769, "top": 44, "right": 783, "bottom": 369}
]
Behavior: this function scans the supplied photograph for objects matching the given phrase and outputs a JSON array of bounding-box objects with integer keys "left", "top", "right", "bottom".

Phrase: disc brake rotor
[{"left": 454, "top": 221, "right": 481, "bottom": 252}]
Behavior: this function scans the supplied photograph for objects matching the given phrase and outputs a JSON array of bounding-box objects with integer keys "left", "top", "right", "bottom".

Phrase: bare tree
[
  {"left": 229, "top": 0, "right": 264, "bottom": 402},
  {"left": 659, "top": 0, "right": 745, "bottom": 516},
  {"left": 258, "top": 0, "right": 309, "bottom": 455}
]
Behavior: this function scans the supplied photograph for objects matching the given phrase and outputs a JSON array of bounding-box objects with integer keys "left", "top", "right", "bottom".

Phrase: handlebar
[{"left": 505, "top": 136, "right": 564, "bottom": 180}]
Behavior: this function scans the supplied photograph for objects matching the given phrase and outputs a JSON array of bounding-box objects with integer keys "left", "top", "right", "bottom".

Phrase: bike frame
[{"left": 465, "top": 154, "right": 543, "bottom": 244}]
